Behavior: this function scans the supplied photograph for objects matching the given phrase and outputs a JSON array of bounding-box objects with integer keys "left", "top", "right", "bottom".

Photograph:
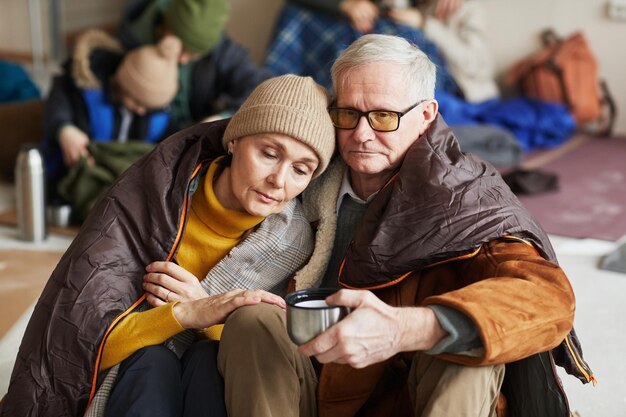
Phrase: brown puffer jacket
[
  {"left": 301, "top": 116, "right": 594, "bottom": 417},
  {"left": 0, "top": 120, "right": 229, "bottom": 417}
]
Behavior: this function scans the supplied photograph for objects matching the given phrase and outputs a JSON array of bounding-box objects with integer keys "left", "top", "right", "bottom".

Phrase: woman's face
[{"left": 218, "top": 133, "right": 320, "bottom": 217}]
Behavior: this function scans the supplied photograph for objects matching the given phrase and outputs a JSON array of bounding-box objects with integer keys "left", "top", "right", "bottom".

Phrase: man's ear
[{"left": 419, "top": 99, "right": 439, "bottom": 135}]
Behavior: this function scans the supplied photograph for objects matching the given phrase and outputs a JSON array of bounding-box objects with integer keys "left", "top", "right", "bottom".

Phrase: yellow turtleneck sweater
[{"left": 100, "top": 158, "right": 264, "bottom": 371}]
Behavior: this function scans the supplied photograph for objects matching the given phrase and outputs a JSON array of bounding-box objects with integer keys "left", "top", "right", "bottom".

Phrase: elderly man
[{"left": 217, "top": 34, "right": 594, "bottom": 417}]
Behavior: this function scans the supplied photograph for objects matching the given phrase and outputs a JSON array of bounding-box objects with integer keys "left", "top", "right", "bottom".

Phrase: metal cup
[{"left": 285, "top": 288, "right": 351, "bottom": 345}]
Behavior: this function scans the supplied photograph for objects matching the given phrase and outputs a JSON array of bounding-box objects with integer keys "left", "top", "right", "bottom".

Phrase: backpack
[{"left": 506, "top": 29, "right": 616, "bottom": 136}]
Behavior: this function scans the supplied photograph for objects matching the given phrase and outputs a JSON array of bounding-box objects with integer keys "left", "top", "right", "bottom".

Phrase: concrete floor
[{"left": 0, "top": 182, "right": 623, "bottom": 416}]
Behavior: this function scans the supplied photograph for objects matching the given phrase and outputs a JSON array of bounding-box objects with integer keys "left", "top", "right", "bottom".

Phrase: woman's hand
[
  {"left": 173, "top": 289, "right": 286, "bottom": 329},
  {"left": 340, "top": 0, "right": 380, "bottom": 33},
  {"left": 387, "top": 7, "right": 424, "bottom": 29},
  {"left": 58, "top": 124, "right": 91, "bottom": 167},
  {"left": 143, "top": 261, "right": 208, "bottom": 307}
]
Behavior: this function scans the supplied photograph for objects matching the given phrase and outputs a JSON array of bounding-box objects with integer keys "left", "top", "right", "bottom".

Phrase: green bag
[{"left": 58, "top": 141, "right": 155, "bottom": 224}]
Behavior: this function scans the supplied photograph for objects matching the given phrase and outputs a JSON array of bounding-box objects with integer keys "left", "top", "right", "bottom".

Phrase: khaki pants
[{"left": 218, "top": 303, "right": 504, "bottom": 417}]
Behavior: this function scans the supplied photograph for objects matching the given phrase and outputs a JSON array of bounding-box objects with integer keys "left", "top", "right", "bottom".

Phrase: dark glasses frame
[{"left": 328, "top": 99, "right": 427, "bottom": 132}]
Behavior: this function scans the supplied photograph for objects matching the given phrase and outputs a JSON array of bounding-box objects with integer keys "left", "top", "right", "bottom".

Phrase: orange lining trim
[
  {"left": 423, "top": 246, "right": 482, "bottom": 270},
  {"left": 338, "top": 245, "right": 483, "bottom": 291},
  {"left": 564, "top": 333, "right": 597, "bottom": 386},
  {"left": 340, "top": 269, "right": 414, "bottom": 290},
  {"left": 382, "top": 172, "right": 399, "bottom": 190},
  {"left": 336, "top": 234, "right": 539, "bottom": 291},
  {"left": 501, "top": 234, "right": 541, "bottom": 255},
  {"left": 86, "top": 162, "right": 204, "bottom": 411},
  {"left": 86, "top": 294, "right": 147, "bottom": 403}
]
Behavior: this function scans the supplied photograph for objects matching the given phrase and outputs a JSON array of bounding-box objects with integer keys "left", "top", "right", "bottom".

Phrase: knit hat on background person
[
  {"left": 114, "top": 35, "right": 182, "bottom": 109},
  {"left": 223, "top": 74, "right": 336, "bottom": 177},
  {"left": 164, "top": 0, "right": 230, "bottom": 55}
]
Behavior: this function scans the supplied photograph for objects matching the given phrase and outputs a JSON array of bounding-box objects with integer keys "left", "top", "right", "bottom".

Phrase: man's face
[{"left": 335, "top": 61, "right": 436, "bottom": 180}]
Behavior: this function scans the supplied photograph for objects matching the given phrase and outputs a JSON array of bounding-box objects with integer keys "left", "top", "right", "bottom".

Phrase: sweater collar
[
  {"left": 335, "top": 169, "right": 379, "bottom": 213},
  {"left": 192, "top": 157, "right": 264, "bottom": 238}
]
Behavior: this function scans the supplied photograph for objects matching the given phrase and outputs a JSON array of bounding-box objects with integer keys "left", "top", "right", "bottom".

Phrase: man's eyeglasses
[{"left": 328, "top": 100, "right": 427, "bottom": 132}]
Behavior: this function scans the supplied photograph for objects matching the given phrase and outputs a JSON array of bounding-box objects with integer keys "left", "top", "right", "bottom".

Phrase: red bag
[{"left": 506, "top": 29, "right": 616, "bottom": 136}]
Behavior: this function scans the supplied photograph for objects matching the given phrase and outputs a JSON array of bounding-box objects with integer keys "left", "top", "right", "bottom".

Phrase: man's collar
[{"left": 336, "top": 169, "right": 379, "bottom": 213}]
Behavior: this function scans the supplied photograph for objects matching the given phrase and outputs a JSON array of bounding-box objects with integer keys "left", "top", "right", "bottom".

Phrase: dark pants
[{"left": 105, "top": 341, "right": 227, "bottom": 417}]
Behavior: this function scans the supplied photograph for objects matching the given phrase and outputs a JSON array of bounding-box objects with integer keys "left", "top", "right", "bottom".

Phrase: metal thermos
[{"left": 15, "top": 145, "right": 47, "bottom": 241}]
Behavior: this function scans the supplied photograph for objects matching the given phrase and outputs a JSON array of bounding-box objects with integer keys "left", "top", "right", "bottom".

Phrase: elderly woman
[{"left": 1, "top": 74, "right": 336, "bottom": 417}]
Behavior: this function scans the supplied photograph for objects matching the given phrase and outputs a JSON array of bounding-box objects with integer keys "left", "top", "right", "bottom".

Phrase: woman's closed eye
[
  {"left": 262, "top": 149, "right": 278, "bottom": 159},
  {"left": 292, "top": 164, "right": 310, "bottom": 176}
]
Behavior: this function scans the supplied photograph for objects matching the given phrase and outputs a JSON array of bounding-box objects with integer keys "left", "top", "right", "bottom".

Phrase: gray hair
[{"left": 331, "top": 34, "right": 436, "bottom": 102}]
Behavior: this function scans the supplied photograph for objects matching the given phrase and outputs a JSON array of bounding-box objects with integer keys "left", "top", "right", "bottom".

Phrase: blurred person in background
[
  {"left": 42, "top": 30, "right": 182, "bottom": 221},
  {"left": 264, "top": 0, "right": 461, "bottom": 92},
  {"left": 118, "top": 0, "right": 273, "bottom": 129},
  {"left": 384, "top": 0, "right": 498, "bottom": 103}
]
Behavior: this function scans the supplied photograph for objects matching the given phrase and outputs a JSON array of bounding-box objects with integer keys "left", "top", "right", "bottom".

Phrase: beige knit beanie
[
  {"left": 223, "top": 75, "right": 335, "bottom": 177},
  {"left": 114, "top": 35, "right": 182, "bottom": 109}
]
